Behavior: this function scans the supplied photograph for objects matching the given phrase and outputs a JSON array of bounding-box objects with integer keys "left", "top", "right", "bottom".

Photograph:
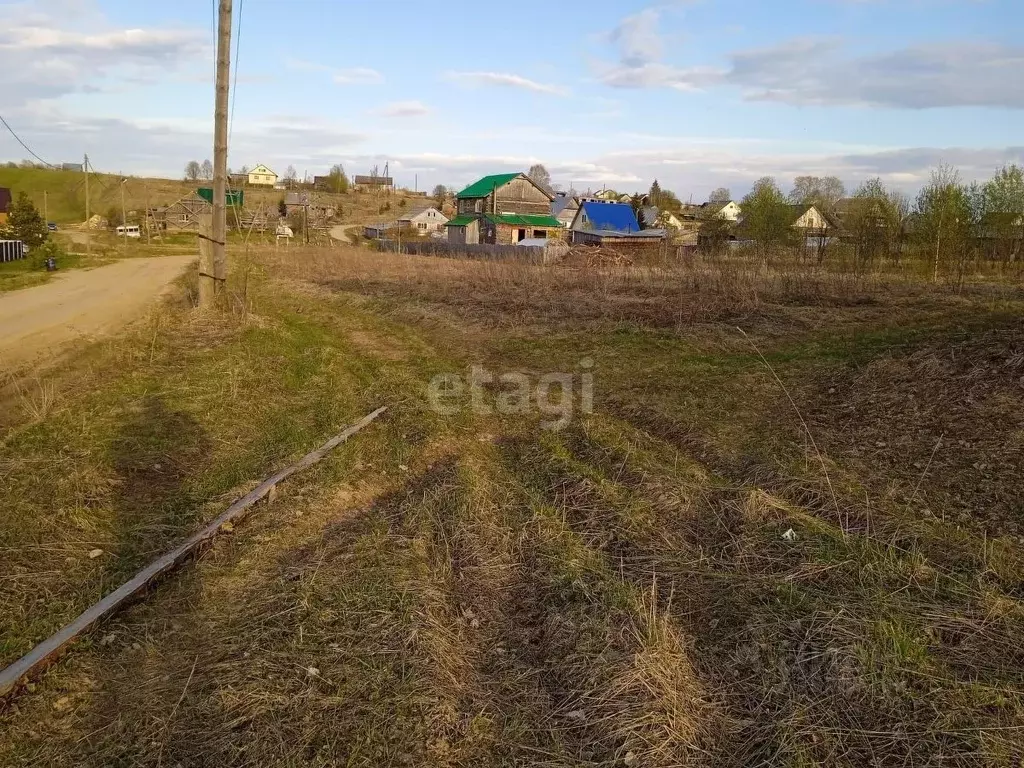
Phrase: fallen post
[{"left": 0, "top": 405, "right": 388, "bottom": 701}]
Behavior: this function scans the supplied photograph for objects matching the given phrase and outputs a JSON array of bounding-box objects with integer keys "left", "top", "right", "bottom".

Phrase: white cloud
[
  {"left": 597, "top": 25, "right": 1024, "bottom": 109},
  {"left": 285, "top": 59, "right": 384, "bottom": 85},
  {"left": 332, "top": 67, "right": 384, "bottom": 85},
  {"left": 608, "top": 8, "right": 663, "bottom": 66},
  {"left": 0, "top": 4, "right": 208, "bottom": 108},
  {"left": 443, "top": 71, "right": 570, "bottom": 97},
  {"left": 375, "top": 100, "right": 430, "bottom": 118}
]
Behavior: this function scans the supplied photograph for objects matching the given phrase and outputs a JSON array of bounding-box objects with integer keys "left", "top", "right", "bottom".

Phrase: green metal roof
[
  {"left": 445, "top": 215, "right": 477, "bottom": 227},
  {"left": 485, "top": 213, "right": 562, "bottom": 228},
  {"left": 456, "top": 173, "right": 521, "bottom": 199}
]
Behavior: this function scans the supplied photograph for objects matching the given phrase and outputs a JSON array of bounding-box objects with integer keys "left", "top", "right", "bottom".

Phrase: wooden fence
[{"left": 380, "top": 239, "right": 545, "bottom": 264}]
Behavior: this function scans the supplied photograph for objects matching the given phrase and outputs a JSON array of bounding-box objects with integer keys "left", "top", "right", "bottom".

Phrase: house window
[
  {"left": 418, "top": 223, "right": 427, "bottom": 230},
  {"left": 516, "top": 228, "right": 526, "bottom": 242},
  {"left": 533, "top": 230, "right": 547, "bottom": 239}
]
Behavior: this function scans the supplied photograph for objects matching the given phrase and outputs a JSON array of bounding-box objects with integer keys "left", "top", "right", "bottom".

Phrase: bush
[{"left": 27, "top": 239, "right": 65, "bottom": 269}]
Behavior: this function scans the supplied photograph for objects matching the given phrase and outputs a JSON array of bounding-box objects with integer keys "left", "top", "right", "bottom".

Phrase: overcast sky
[{"left": 1, "top": 0, "right": 1021, "bottom": 199}]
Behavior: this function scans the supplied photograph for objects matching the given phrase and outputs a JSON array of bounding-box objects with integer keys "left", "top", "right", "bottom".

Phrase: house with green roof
[{"left": 446, "top": 172, "right": 563, "bottom": 246}]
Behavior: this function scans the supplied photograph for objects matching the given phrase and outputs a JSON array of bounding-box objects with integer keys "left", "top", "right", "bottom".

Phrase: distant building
[
  {"left": 354, "top": 174, "right": 393, "bottom": 192},
  {"left": 60, "top": 162, "right": 84, "bottom": 172},
  {"left": 700, "top": 200, "right": 742, "bottom": 221},
  {"left": 569, "top": 200, "right": 667, "bottom": 251},
  {"left": 552, "top": 193, "right": 580, "bottom": 229},
  {"left": 247, "top": 164, "right": 278, "bottom": 187},
  {"left": 398, "top": 204, "right": 449, "bottom": 234},
  {"left": 0, "top": 187, "right": 11, "bottom": 225},
  {"left": 446, "top": 172, "right": 562, "bottom": 245}
]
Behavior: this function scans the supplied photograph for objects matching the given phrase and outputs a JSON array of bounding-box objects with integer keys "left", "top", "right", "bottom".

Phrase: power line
[
  {"left": 228, "top": 0, "right": 244, "bottom": 152},
  {"left": 0, "top": 114, "right": 56, "bottom": 168}
]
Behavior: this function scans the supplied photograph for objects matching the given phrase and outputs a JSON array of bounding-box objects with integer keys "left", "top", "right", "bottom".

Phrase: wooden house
[
  {"left": 446, "top": 172, "right": 562, "bottom": 245},
  {"left": 398, "top": 204, "right": 449, "bottom": 234},
  {"left": 149, "top": 192, "right": 211, "bottom": 233},
  {"left": 247, "top": 164, "right": 278, "bottom": 187},
  {"left": 552, "top": 193, "right": 580, "bottom": 229},
  {"left": 0, "top": 188, "right": 11, "bottom": 226}
]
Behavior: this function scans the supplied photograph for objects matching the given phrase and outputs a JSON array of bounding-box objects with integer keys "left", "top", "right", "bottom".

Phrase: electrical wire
[
  {"left": 228, "top": 0, "right": 243, "bottom": 151},
  {"left": 0, "top": 114, "right": 56, "bottom": 168}
]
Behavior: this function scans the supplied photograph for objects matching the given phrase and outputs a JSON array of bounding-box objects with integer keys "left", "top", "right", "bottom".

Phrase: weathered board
[{"left": 0, "top": 406, "right": 388, "bottom": 702}]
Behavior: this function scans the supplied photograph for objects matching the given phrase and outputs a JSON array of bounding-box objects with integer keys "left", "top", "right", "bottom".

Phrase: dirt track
[{"left": 0, "top": 256, "right": 193, "bottom": 371}]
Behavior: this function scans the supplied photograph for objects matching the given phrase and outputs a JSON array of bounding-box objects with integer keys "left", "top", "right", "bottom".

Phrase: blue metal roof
[{"left": 578, "top": 201, "right": 640, "bottom": 233}]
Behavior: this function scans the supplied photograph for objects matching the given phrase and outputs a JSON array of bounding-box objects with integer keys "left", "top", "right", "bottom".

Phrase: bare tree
[
  {"left": 789, "top": 176, "right": 846, "bottom": 210},
  {"left": 527, "top": 164, "right": 553, "bottom": 193},
  {"left": 709, "top": 187, "right": 732, "bottom": 203},
  {"left": 184, "top": 161, "right": 201, "bottom": 181},
  {"left": 432, "top": 184, "right": 448, "bottom": 208},
  {"left": 201, "top": 159, "right": 213, "bottom": 180}
]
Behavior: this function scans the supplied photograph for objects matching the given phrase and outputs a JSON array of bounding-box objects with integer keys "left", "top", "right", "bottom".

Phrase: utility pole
[
  {"left": 120, "top": 178, "right": 128, "bottom": 246},
  {"left": 43, "top": 191, "right": 48, "bottom": 226},
  {"left": 84, "top": 154, "right": 91, "bottom": 256},
  {"left": 201, "top": 0, "right": 231, "bottom": 308},
  {"left": 144, "top": 184, "right": 152, "bottom": 244}
]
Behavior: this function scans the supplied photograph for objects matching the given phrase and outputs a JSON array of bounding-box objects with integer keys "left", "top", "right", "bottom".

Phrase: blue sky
[{"left": 1, "top": 0, "right": 1021, "bottom": 199}]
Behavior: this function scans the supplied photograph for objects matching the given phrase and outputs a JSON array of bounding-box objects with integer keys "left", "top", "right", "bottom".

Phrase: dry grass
[{"left": 2, "top": 243, "right": 1023, "bottom": 766}]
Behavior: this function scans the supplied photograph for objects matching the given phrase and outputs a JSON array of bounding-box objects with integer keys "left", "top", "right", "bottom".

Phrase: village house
[
  {"left": 247, "top": 164, "right": 278, "bottom": 187},
  {"left": 0, "top": 188, "right": 12, "bottom": 226},
  {"left": 641, "top": 206, "right": 683, "bottom": 231},
  {"left": 398, "top": 204, "right": 449, "bottom": 234},
  {"left": 446, "top": 173, "right": 562, "bottom": 245},
  {"left": 700, "top": 200, "right": 742, "bottom": 221},
  {"left": 569, "top": 201, "right": 667, "bottom": 253},
  {"left": 148, "top": 192, "right": 212, "bottom": 233},
  {"left": 552, "top": 192, "right": 580, "bottom": 229}
]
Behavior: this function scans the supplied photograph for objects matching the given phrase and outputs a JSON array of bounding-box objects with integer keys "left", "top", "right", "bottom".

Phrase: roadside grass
[
  {"left": 0, "top": 261, "right": 462, "bottom": 669},
  {"left": 2, "top": 244, "right": 1023, "bottom": 766}
]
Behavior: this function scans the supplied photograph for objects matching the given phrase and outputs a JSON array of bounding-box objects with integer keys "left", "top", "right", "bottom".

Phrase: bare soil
[{"left": 0, "top": 255, "right": 193, "bottom": 372}]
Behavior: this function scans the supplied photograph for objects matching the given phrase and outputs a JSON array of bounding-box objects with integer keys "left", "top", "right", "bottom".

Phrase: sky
[{"left": 1, "top": 0, "right": 1022, "bottom": 200}]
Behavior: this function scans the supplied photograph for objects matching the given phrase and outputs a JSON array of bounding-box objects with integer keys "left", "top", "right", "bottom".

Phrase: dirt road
[
  {"left": 329, "top": 224, "right": 358, "bottom": 244},
  {"left": 0, "top": 256, "right": 193, "bottom": 370}
]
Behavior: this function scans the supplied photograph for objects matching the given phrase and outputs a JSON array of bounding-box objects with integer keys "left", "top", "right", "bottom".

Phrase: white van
[{"left": 116, "top": 225, "right": 141, "bottom": 239}]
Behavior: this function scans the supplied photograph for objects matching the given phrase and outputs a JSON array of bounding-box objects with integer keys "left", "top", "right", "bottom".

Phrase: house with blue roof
[{"left": 569, "top": 200, "right": 667, "bottom": 250}]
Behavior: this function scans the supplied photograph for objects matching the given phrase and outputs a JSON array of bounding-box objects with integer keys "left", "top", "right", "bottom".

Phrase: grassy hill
[{"left": 0, "top": 165, "right": 429, "bottom": 227}]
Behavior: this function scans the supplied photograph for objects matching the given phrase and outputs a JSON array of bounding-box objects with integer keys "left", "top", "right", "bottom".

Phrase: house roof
[
  {"left": 398, "top": 204, "right": 447, "bottom": 221},
  {"left": 445, "top": 215, "right": 477, "bottom": 227},
  {"left": 249, "top": 164, "right": 276, "bottom": 175},
  {"left": 485, "top": 213, "right": 562, "bottom": 228},
  {"left": 456, "top": 173, "right": 522, "bottom": 199},
  {"left": 552, "top": 194, "right": 579, "bottom": 216},
  {"left": 577, "top": 201, "right": 641, "bottom": 232},
  {"left": 0, "top": 188, "right": 11, "bottom": 214}
]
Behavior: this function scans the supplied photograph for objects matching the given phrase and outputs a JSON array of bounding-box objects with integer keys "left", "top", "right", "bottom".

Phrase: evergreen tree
[{"left": 7, "top": 192, "right": 48, "bottom": 247}]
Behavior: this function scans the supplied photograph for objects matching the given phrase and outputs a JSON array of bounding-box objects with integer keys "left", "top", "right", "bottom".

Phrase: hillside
[{"left": 0, "top": 166, "right": 427, "bottom": 227}]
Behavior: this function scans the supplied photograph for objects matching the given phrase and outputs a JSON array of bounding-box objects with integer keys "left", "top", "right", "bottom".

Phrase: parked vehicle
[
  {"left": 46, "top": 222, "right": 58, "bottom": 232},
  {"left": 115, "top": 225, "right": 141, "bottom": 239}
]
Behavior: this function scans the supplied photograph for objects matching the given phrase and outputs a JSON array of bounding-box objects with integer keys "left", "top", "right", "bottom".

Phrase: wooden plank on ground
[{"left": 0, "top": 405, "right": 388, "bottom": 701}]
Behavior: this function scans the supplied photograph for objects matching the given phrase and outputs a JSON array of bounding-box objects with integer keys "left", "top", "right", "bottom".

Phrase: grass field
[
  {"left": 1, "top": 246, "right": 1022, "bottom": 766},
  {"left": 0, "top": 166, "right": 427, "bottom": 227}
]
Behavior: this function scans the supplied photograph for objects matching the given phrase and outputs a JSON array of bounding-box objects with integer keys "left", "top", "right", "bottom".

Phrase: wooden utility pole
[
  {"left": 200, "top": 0, "right": 231, "bottom": 308},
  {"left": 43, "top": 191, "right": 48, "bottom": 226},
  {"left": 84, "top": 154, "right": 91, "bottom": 256},
  {"left": 120, "top": 179, "right": 128, "bottom": 246}
]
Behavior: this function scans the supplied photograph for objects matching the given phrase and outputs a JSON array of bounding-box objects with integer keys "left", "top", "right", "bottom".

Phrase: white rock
[
  {"left": 781, "top": 528, "right": 798, "bottom": 542},
  {"left": 88, "top": 549, "right": 104, "bottom": 559}
]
